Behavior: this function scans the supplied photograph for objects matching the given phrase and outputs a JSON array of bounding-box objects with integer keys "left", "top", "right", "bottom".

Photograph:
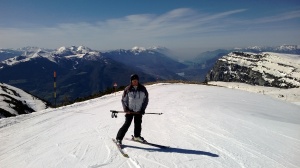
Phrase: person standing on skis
[{"left": 116, "top": 74, "right": 149, "bottom": 145}]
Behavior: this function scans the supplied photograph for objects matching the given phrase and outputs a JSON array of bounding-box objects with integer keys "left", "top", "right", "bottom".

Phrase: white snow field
[
  {"left": 0, "top": 83, "right": 299, "bottom": 168},
  {"left": 208, "top": 81, "right": 300, "bottom": 106}
]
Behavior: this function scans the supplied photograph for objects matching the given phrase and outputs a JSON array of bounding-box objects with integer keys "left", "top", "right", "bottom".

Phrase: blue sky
[{"left": 0, "top": 0, "right": 299, "bottom": 56}]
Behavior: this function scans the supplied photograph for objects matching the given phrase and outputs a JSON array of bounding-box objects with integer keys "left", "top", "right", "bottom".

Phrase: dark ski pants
[{"left": 116, "top": 114, "right": 142, "bottom": 140}]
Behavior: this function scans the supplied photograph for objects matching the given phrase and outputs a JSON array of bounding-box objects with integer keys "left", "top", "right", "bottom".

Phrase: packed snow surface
[
  {"left": 0, "top": 83, "right": 299, "bottom": 168},
  {"left": 209, "top": 81, "right": 300, "bottom": 106}
]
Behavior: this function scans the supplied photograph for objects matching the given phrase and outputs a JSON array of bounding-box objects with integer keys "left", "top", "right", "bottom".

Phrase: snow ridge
[{"left": 207, "top": 52, "right": 300, "bottom": 88}]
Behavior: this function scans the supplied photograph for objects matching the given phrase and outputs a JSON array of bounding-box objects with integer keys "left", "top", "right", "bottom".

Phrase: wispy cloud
[
  {"left": 254, "top": 10, "right": 300, "bottom": 23},
  {"left": 0, "top": 8, "right": 299, "bottom": 50},
  {"left": 97, "top": 8, "right": 247, "bottom": 37}
]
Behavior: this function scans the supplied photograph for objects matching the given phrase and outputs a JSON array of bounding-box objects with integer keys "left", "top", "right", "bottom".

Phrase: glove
[{"left": 140, "top": 110, "right": 145, "bottom": 115}]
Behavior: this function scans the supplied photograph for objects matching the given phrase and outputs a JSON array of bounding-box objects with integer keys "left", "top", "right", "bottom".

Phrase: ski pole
[
  {"left": 142, "top": 113, "right": 163, "bottom": 115},
  {"left": 110, "top": 110, "right": 163, "bottom": 115},
  {"left": 110, "top": 110, "right": 163, "bottom": 118}
]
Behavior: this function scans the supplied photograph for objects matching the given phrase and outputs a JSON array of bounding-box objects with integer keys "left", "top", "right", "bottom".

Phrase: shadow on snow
[{"left": 123, "top": 144, "right": 219, "bottom": 157}]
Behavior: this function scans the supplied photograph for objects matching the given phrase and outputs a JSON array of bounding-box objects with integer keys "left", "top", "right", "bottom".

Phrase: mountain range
[
  {"left": 0, "top": 46, "right": 187, "bottom": 104},
  {"left": 1, "top": 44, "right": 299, "bottom": 105}
]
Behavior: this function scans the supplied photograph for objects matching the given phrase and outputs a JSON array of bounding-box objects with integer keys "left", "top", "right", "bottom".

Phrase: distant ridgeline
[
  {"left": 206, "top": 52, "right": 300, "bottom": 88},
  {"left": 0, "top": 46, "right": 187, "bottom": 105},
  {"left": 1, "top": 45, "right": 299, "bottom": 105}
]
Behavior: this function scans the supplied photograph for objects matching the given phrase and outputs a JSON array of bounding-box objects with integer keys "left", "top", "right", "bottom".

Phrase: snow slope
[
  {"left": 0, "top": 83, "right": 299, "bottom": 168},
  {"left": 208, "top": 81, "right": 300, "bottom": 106}
]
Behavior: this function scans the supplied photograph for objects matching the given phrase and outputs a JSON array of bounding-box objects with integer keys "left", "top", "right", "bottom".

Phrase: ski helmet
[{"left": 130, "top": 74, "right": 139, "bottom": 81}]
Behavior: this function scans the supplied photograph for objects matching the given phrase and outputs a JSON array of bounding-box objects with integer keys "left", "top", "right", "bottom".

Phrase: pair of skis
[
  {"left": 112, "top": 135, "right": 169, "bottom": 158},
  {"left": 112, "top": 138, "right": 129, "bottom": 158}
]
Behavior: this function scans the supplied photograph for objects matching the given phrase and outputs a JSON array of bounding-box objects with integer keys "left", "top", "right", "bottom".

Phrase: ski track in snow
[{"left": 0, "top": 83, "right": 299, "bottom": 168}]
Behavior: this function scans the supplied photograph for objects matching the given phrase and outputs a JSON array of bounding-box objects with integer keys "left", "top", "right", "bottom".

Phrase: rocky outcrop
[
  {"left": 206, "top": 52, "right": 300, "bottom": 88},
  {"left": 0, "top": 83, "right": 48, "bottom": 119}
]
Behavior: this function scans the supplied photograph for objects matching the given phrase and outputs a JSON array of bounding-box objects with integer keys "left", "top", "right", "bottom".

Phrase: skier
[{"left": 116, "top": 74, "right": 149, "bottom": 145}]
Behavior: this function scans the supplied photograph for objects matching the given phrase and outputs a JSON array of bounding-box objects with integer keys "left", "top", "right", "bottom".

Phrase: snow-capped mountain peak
[
  {"left": 131, "top": 46, "right": 146, "bottom": 52},
  {"left": 56, "top": 46, "right": 96, "bottom": 56},
  {"left": 131, "top": 46, "right": 168, "bottom": 52},
  {"left": 57, "top": 46, "right": 67, "bottom": 53},
  {"left": 277, "top": 44, "right": 298, "bottom": 51},
  {"left": 67, "top": 45, "right": 91, "bottom": 54},
  {"left": 0, "top": 46, "right": 103, "bottom": 67},
  {"left": 130, "top": 46, "right": 170, "bottom": 55},
  {"left": 239, "top": 45, "right": 299, "bottom": 53},
  {"left": 77, "top": 45, "right": 92, "bottom": 54}
]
